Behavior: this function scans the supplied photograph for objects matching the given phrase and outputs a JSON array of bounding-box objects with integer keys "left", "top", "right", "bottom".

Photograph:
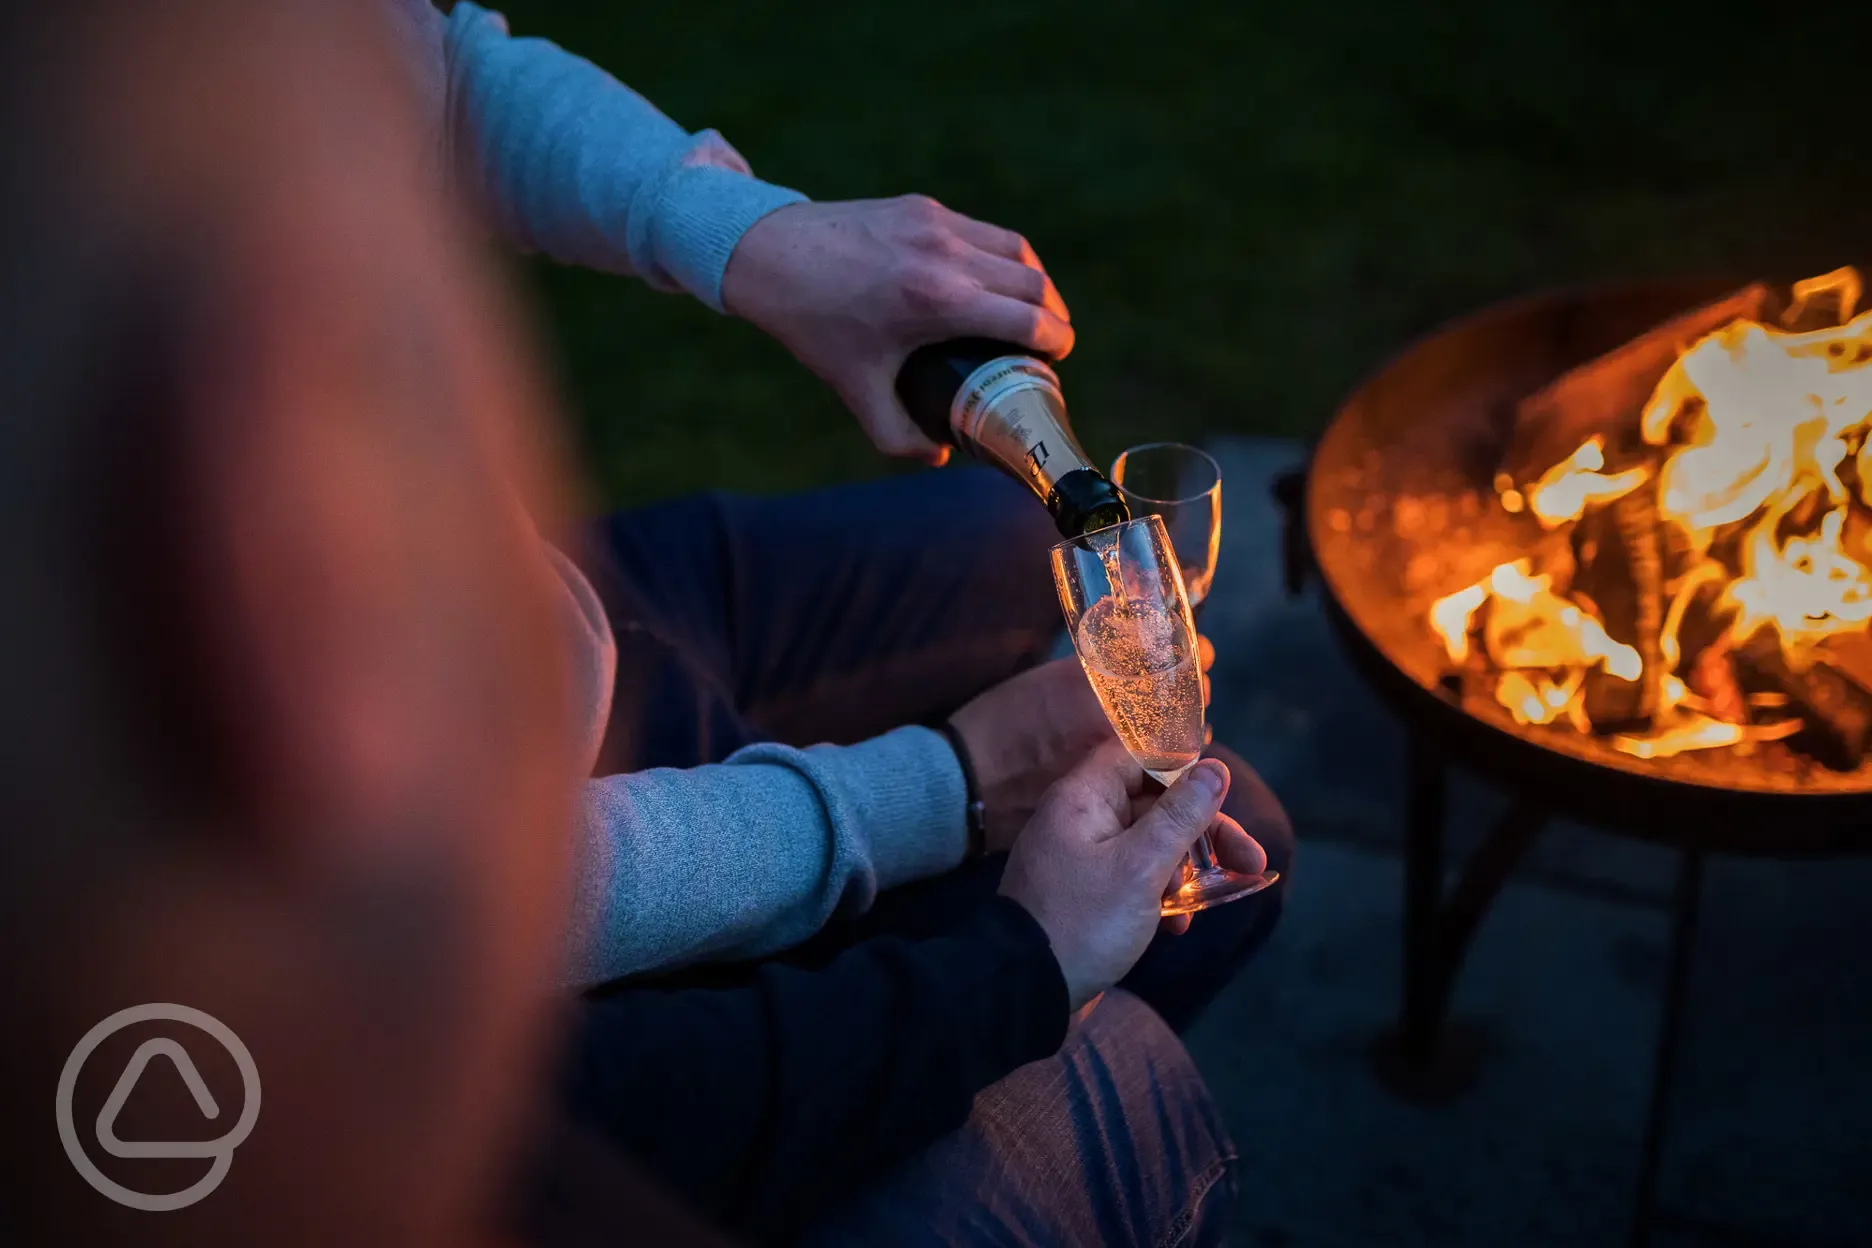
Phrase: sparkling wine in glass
[{"left": 1052, "top": 515, "right": 1276, "bottom": 916}]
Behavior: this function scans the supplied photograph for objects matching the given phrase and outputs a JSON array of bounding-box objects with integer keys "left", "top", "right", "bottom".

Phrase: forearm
[
  {"left": 438, "top": 2, "right": 806, "bottom": 309},
  {"left": 560, "top": 896, "right": 1069, "bottom": 1238},
  {"left": 567, "top": 726, "right": 971, "bottom": 985}
]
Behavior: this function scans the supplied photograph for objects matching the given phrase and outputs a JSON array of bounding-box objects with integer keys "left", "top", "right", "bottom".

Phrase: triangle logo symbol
[{"left": 94, "top": 1038, "right": 224, "bottom": 1160}]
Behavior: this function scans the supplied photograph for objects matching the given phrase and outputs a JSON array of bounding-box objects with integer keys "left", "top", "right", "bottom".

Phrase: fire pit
[{"left": 1277, "top": 272, "right": 1872, "bottom": 1246}]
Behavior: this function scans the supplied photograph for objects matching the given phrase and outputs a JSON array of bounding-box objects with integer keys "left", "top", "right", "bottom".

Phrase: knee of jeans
[
  {"left": 1078, "top": 992, "right": 1240, "bottom": 1242},
  {"left": 941, "top": 466, "right": 1061, "bottom": 545},
  {"left": 1078, "top": 991, "right": 1237, "bottom": 1145},
  {"left": 1205, "top": 742, "right": 1295, "bottom": 881}
]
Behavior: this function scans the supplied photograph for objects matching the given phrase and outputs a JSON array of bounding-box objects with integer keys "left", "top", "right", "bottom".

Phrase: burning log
[
  {"left": 1815, "top": 632, "right": 1872, "bottom": 699},
  {"left": 1501, "top": 284, "right": 1771, "bottom": 485},
  {"left": 1734, "top": 632, "right": 1872, "bottom": 771},
  {"left": 1614, "top": 484, "right": 1666, "bottom": 712},
  {"left": 1572, "top": 485, "right": 1668, "bottom": 731},
  {"left": 1687, "top": 638, "right": 1746, "bottom": 724}
]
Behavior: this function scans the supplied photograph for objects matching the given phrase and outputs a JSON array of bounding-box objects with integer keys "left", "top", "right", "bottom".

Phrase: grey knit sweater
[{"left": 392, "top": 2, "right": 969, "bottom": 984}]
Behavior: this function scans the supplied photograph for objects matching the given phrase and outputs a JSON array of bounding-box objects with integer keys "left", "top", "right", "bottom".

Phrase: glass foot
[{"left": 1160, "top": 868, "right": 1279, "bottom": 917}]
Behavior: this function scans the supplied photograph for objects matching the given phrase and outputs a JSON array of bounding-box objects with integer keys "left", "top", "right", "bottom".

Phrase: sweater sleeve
[
  {"left": 439, "top": 2, "right": 807, "bottom": 310},
  {"left": 559, "top": 895, "right": 1071, "bottom": 1240},
  {"left": 566, "top": 725, "right": 972, "bottom": 986}
]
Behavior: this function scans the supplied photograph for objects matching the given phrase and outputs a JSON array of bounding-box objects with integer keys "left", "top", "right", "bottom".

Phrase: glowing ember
[
  {"left": 1428, "top": 267, "right": 1872, "bottom": 765},
  {"left": 1614, "top": 717, "right": 1744, "bottom": 760}
]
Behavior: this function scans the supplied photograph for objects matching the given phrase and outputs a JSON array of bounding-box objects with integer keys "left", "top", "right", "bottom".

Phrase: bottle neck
[{"left": 1050, "top": 468, "right": 1131, "bottom": 537}]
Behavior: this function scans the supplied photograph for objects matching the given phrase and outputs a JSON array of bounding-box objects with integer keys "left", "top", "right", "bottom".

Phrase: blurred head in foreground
[{"left": 0, "top": 0, "right": 587, "bottom": 1241}]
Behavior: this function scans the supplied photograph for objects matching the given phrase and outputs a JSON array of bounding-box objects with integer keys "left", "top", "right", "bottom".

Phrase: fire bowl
[{"left": 1305, "top": 278, "right": 1872, "bottom": 853}]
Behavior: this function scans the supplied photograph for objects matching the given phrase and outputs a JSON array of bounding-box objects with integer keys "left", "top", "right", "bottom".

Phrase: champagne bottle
[{"left": 896, "top": 338, "right": 1130, "bottom": 537}]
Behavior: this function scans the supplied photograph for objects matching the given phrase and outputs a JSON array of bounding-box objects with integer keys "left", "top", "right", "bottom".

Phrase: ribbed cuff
[
  {"left": 647, "top": 162, "right": 808, "bottom": 313},
  {"left": 806, "top": 725, "right": 969, "bottom": 892}
]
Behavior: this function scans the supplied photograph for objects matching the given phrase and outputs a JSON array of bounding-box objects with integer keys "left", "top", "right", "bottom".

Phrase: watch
[{"left": 938, "top": 721, "right": 987, "bottom": 860}]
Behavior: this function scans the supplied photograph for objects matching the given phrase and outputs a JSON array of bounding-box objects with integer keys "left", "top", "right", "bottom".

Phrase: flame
[
  {"left": 1521, "top": 437, "right": 1650, "bottom": 527},
  {"left": 1726, "top": 507, "right": 1872, "bottom": 645},
  {"left": 1429, "top": 266, "right": 1872, "bottom": 763},
  {"left": 1614, "top": 717, "right": 1744, "bottom": 760},
  {"left": 1429, "top": 560, "right": 1641, "bottom": 727},
  {"left": 1430, "top": 583, "right": 1487, "bottom": 663}
]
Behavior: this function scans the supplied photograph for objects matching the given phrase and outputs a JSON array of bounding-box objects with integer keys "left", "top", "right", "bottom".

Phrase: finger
[
  {"left": 850, "top": 377, "right": 950, "bottom": 465},
  {"left": 1159, "top": 913, "right": 1193, "bottom": 936},
  {"left": 1205, "top": 813, "right": 1269, "bottom": 877},
  {"left": 1201, "top": 669, "right": 1211, "bottom": 708},
  {"left": 967, "top": 252, "right": 1071, "bottom": 325},
  {"left": 1123, "top": 759, "right": 1229, "bottom": 875},
  {"left": 1198, "top": 633, "right": 1216, "bottom": 673},
  {"left": 948, "top": 213, "right": 1043, "bottom": 269},
  {"left": 1064, "top": 737, "right": 1146, "bottom": 825},
  {"left": 1127, "top": 792, "right": 1154, "bottom": 825},
  {"left": 948, "top": 292, "right": 1075, "bottom": 361}
]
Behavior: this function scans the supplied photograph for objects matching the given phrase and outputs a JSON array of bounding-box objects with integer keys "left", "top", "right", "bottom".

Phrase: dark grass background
[{"left": 491, "top": 0, "right": 1866, "bottom": 509}]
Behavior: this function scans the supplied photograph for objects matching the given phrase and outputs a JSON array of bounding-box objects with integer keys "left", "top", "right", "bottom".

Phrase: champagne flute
[
  {"left": 1111, "top": 442, "right": 1222, "bottom": 608},
  {"left": 1113, "top": 441, "right": 1222, "bottom": 742},
  {"left": 1051, "top": 515, "right": 1277, "bottom": 916}
]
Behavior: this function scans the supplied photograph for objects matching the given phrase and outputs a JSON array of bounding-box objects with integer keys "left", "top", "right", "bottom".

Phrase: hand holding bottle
[{"left": 720, "top": 195, "right": 1073, "bottom": 464}]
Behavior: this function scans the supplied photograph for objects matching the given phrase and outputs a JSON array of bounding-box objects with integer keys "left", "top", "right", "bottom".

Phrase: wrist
[
  {"left": 719, "top": 199, "right": 809, "bottom": 321},
  {"left": 938, "top": 720, "right": 987, "bottom": 861},
  {"left": 658, "top": 168, "right": 807, "bottom": 314}
]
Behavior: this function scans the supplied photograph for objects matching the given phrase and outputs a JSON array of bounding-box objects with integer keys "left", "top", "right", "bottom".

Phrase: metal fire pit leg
[
  {"left": 1272, "top": 468, "right": 1312, "bottom": 596},
  {"left": 1388, "top": 736, "right": 1549, "bottom": 1092},
  {"left": 1628, "top": 849, "right": 1704, "bottom": 1248},
  {"left": 1428, "top": 796, "right": 1548, "bottom": 1006},
  {"left": 1399, "top": 734, "right": 1448, "bottom": 1068}
]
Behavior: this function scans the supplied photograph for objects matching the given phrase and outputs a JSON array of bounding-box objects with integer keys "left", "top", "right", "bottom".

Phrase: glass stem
[{"left": 1187, "top": 832, "right": 1222, "bottom": 874}]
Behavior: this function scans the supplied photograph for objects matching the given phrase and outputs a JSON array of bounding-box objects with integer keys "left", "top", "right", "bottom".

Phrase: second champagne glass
[
  {"left": 1051, "top": 515, "right": 1276, "bottom": 916},
  {"left": 1110, "top": 442, "right": 1222, "bottom": 608},
  {"left": 1113, "top": 442, "right": 1223, "bottom": 743}
]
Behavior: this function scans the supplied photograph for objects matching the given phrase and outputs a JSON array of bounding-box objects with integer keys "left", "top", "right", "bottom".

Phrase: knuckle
[
  {"left": 900, "top": 263, "right": 959, "bottom": 315},
  {"left": 915, "top": 226, "right": 963, "bottom": 257},
  {"left": 898, "top": 192, "right": 945, "bottom": 221},
  {"left": 1158, "top": 786, "right": 1212, "bottom": 832}
]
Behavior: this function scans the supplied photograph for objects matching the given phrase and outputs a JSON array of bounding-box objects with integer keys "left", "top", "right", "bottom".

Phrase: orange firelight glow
[{"left": 1429, "top": 267, "right": 1872, "bottom": 760}]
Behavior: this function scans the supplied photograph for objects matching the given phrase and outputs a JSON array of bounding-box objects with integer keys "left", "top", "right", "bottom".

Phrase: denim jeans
[
  {"left": 581, "top": 466, "right": 1293, "bottom": 1246},
  {"left": 802, "top": 989, "right": 1239, "bottom": 1248}
]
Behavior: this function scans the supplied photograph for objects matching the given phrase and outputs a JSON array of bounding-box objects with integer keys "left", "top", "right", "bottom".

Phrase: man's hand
[
  {"left": 948, "top": 646, "right": 1224, "bottom": 853},
  {"left": 999, "top": 742, "right": 1269, "bottom": 1011},
  {"left": 949, "top": 659, "right": 1114, "bottom": 854},
  {"left": 720, "top": 196, "right": 1074, "bottom": 464}
]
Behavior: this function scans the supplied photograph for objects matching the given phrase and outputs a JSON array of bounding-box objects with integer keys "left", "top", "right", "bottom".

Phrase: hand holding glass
[{"left": 1051, "top": 515, "right": 1277, "bottom": 916}]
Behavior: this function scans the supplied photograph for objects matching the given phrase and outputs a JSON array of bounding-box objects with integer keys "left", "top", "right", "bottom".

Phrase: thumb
[
  {"left": 1126, "top": 760, "right": 1229, "bottom": 874},
  {"left": 851, "top": 375, "right": 950, "bottom": 466}
]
